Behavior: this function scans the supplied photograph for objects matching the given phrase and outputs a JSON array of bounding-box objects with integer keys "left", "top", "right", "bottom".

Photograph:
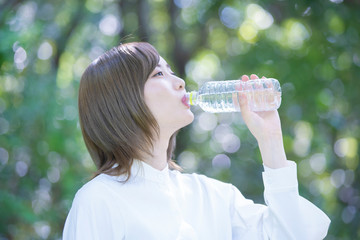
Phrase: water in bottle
[{"left": 186, "top": 78, "right": 281, "bottom": 113}]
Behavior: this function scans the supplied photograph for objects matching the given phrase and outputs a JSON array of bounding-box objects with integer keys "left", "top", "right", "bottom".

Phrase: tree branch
[
  {"left": 137, "top": 0, "right": 151, "bottom": 41},
  {"left": 53, "top": 1, "right": 85, "bottom": 68}
]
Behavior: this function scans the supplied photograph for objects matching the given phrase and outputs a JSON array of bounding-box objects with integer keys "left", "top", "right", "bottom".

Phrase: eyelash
[
  {"left": 153, "top": 71, "right": 176, "bottom": 77},
  {"left": 153, "top": 72, "right": 164, "bottom": 77}
]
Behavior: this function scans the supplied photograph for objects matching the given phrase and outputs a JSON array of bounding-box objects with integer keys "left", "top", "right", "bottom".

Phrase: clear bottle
[{"left": 186, "top": 78, "right": 281, "bottom": 113}]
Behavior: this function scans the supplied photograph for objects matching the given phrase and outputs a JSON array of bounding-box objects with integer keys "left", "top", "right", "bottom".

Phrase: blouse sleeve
[
  {"left": 62, "top": 184, "right": 126, "bottom": 240},
  {"left": 230, "top": 161, "right": 330, "bottom": 240}
]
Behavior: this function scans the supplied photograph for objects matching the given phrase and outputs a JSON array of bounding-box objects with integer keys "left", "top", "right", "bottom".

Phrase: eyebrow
[{"left": 157, "top": 63, "right": 171, "bottom": 69}]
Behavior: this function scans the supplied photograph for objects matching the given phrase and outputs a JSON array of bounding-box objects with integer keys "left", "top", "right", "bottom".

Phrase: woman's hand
[{"left": 237, "top": 74, "right": 288, "bottom": 169}]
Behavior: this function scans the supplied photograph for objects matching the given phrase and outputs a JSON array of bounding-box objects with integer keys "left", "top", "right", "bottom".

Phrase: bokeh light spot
[
  {"left": 186, "top": 52, "right": 221, "bottom": 85},
  {"left": 341, "top": 206, "right": 356, "bottom": 223},
  {"left": 37, "top": 41, "right": 53, "bottom": 60},
  {"left": 178, "top": 151, "right": 198, "bottom": 171},
  {"left": 309, "top": 153, "right": 327, "bottom": 174},
  {"left": 293, "top": 121, "right": 313, "bottom": 157},
  {"left": 220, "top": 133, "right": 240, "bottom": 153},
  {"left": 174, "top": 0, "right": 195, "bottom": 8},
  {"left": 212, "top": 153, "right": 231, "bottom": 169},
  {"left": 0, "top": 148, "right": 9, "bottom": 166},
  {"left": 239, "top": 20, "right": 258, "bottom": 42},
  {"left": 15, "top": 161, "right": 29, "bottom": 177},
  {"left": 246, "top": 4, "right": 273, "bottom": 30},
  {"left": 334, "top": 137, "right": 357, "bottom": 158},
  {"left": 99, "top": 14, "right": 122, "bottom": 36},
  {"left": 330, "top": 169, "right": 345, "bottom": 188},
  {"left": 34, "top": 221, "right": 51, "bottom": 239},
  {"left": 0, "top": 118, "right": 10, "bottom": 135},
  {"left": 220, "top": 6, "right": 242, "bottom": 29},
  {"left": 198, "top": 112, "right": 218, "bottom": 131},
  {"left": 284, "top": 20, "right": 310, "bottom": 49},
  {"left": 328, "top": 13, "right": 345, "bottom": 35},
  {"left": 47, "top": 167, "right": 60, "bottom": 183}
]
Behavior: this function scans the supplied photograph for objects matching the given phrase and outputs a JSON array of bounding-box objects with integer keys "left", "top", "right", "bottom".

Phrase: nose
[{"left": 174, "top": 76, "right": 185, "bottom": 90}]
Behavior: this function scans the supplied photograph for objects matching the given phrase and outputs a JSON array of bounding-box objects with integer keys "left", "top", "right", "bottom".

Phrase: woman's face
[{"left": 144, "top": 57, "right": 194, "bottom": 135}]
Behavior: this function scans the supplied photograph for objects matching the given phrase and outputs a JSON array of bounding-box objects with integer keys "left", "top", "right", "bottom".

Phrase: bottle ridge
[{"left": 186, "top": 78, "right": 282, "bottom": 113}]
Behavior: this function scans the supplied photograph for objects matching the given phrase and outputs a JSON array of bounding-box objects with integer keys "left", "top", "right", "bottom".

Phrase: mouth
[{"left": 181, "top": 94, "right": 190, "bottom": 108}]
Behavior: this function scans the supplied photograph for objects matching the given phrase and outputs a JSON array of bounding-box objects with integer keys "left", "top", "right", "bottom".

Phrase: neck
[{"left": 142, "top": 131, "right": 171, "bottom": 170}]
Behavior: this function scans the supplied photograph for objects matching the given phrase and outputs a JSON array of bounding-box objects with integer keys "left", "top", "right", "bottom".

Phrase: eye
[{"left": 153, "top": 71, "right": 164, "bottom": 77}]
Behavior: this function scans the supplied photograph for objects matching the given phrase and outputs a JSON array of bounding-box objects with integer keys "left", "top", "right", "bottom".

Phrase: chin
[
  {"left": 183, "top": 110, "right": 195, "bottom": 126},
  {"left": 173, "top": 110, "right": 194, "bottom": 130}
]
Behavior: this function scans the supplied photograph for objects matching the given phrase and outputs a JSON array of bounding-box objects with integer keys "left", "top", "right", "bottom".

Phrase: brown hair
[{"left": 78, "top": 42, "right": 180, "bottom": 180}]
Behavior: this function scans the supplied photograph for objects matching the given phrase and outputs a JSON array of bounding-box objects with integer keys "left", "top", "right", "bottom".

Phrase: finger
[
  {"left": 241, "top": 75, "right": 249, "bottom": 81},
  {"left": 238, "top": 93, "right": 254, "bottom": 126},
  {"left": 232, "top": 92, "right": 240, "bottom": 110},
  {"left": 234, "top": 81, "right": 243, "bottom": 91},
  {"left": 250, "top": 74, "right": 259, "bottom": 80},
  {"left": 261, "top": 76, "right": 270, "bottom": 88},
  {"left": 238, "top": 92, "right": 251, "bottom": 119}
]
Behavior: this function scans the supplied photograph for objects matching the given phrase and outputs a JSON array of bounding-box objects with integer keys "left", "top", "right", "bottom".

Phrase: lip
[{"left": 181, "top": 94, "right": 190, "bottom": 108}]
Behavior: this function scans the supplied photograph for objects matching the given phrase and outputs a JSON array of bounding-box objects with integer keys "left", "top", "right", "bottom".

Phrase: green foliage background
[{"left": 0, "top": 0, "right": 359, "bottom": 239}]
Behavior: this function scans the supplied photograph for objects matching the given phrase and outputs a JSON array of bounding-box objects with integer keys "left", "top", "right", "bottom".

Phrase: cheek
[
  {"left": 144, "top": 82, "right": 172, "bottom": 105},
  {"left": 144, "top": 84, "right": 170, "bottom": 115}
]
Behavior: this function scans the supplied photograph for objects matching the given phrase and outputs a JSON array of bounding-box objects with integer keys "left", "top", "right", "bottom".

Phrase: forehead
[{"left": 157, "top": 57, "right": 170, "bottom": 68}]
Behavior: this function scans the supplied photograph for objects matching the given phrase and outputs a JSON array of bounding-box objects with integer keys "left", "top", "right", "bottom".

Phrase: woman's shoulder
[
  {"left": 171, "top": 169, "right": 234, "bottom": 194},
  {"left": 72, "top": 174, "right": 123, "bottom": 204}
]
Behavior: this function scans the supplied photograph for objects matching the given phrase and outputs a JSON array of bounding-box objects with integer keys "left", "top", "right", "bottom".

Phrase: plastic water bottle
[{"left": 186, "top": 78, "right": 281, "bottom": 113}]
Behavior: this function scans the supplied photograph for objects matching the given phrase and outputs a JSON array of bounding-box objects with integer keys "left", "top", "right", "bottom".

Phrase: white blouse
[{"left": 63, "top": 160, "right": 330, "bottom": 240}]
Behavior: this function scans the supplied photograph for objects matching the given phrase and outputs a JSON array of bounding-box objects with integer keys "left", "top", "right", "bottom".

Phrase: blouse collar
[{"left": 130, "top": 159, "right": 170, "bottom": 184}]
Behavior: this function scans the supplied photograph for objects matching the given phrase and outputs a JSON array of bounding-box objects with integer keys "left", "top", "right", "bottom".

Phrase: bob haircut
[{"left": 78, "top": 42, "right": 180, "bottom": 180}]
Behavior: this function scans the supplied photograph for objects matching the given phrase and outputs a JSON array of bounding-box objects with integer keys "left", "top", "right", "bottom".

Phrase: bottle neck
[{"left": 188, "top": 91, "right": 198, "bottom": 106}]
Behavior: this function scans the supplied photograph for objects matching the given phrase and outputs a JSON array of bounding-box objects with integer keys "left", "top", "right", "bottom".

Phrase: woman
[{"left": 63, "top": 42, "right": 330, "bottom": 239}]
